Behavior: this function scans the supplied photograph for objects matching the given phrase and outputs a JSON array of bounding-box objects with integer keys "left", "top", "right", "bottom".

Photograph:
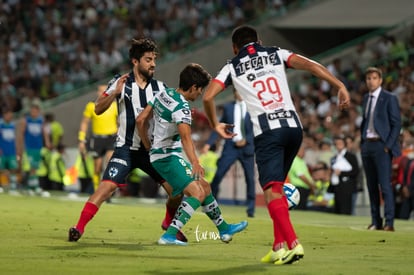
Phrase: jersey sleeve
[
  {"left": 104, "top": 78, "right": 124, "bottom": 100},
  {"left": 278, "top": 48, "right": 295, "bottom": 68},
  {"left": 213, "top": 64, "right": 233, "bottom": 88},
  {"left": 172, "top": 104, "right": 192, "bottom": 126}
]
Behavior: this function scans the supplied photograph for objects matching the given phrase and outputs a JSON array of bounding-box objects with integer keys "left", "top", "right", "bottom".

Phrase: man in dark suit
[
  {"left": 360, "top": 67, "right": 401, "bottom": 231},
  {"left": 202, "top": 89, "right": 256, "bottom": 217}
]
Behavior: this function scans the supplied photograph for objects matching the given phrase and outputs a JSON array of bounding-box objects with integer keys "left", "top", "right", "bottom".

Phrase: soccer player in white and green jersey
[{"left": 137, "top": 63, "right": 248, "bottom": 245}]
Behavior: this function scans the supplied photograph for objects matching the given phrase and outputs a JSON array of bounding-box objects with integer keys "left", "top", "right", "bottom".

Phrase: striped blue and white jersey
[
  {"left": 213, "top": 42, "right": 302, "bottom": 137},
  {"left": 105, "top": 72, "right": 167, "bottom": 150}
]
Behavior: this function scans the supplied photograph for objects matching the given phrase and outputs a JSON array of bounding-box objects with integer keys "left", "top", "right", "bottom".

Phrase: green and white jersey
[{"left": 148, "top": 88, "right": 192, "bottom": 162}]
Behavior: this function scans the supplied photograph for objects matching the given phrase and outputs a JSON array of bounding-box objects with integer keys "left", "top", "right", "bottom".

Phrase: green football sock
[
  {"left": 202, "top": 193, "right": 228, "bottom": 231},
  {"left": 166, "top": 196, "right": 201, "bottom": 235}
]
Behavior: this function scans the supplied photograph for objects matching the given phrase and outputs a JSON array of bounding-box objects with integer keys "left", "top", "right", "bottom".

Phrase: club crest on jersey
[{"left": 108, "top": 167, "right": 118, "bottom": 178}]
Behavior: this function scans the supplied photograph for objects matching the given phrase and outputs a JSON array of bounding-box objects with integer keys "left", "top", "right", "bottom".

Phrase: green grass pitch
[{"left": 1, "top": 193, "right": 413, "bottom": 274}]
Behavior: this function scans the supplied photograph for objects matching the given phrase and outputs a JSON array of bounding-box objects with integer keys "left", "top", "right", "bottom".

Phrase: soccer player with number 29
[{"left": 203, "top": 25, "right": 350, "bottom": 265}]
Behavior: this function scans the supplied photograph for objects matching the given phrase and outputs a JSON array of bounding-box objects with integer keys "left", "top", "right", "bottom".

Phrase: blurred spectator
[
  {"left": 69, "top": 59, "right": 90, "bottom": 88},
  {"left": 375, "top": 35, "right": 393, "bottom": 59},
  {"left": 75, "top": 151, "right": 94, "bottom": 195},
  {"left": 16, "top": 103, "right": 45, "bottom": 194},
  {"left": 315, "top": 91, "right": 332, "bottom": 119},
  {"left": 20, "top": 88, "right": 42, "bottom": 116},
  {"left": 392, "top": 136, "right": 414, "bottom": 219},
  {"left": 194, "top": 17, "right": 218, "bottom": 41},
  {"left": 353, "top": 41, "right": 375, "bottom": 71},
  {"left": 33, "top": 57, "right": 51, "bottom": 79},
  {"left": 38, "top": 75, "right": 53, "bottom": 100},
  {"left": 288, "top": 144, "right": 316, "bottom": 210},
  {"left": 47, "top": 143, "right": 66, "bottom": 191},
  {"left": 307, "top": 161, "right": 334, "bottom": 212},
  {"left": 0, "top": 108, "right": 20, "bottom": 193},
  {"left": 4, "top": 0, "right": 296, "bottom": 113},
  {"left": 51, "top": 71, "right": 75, "bottom": 97},
  {"left": 43, "top": 112, "right": 64, "bottom": 150},
  {"left": 345, "top": 134, "right": 364, "bottom": 214},
  {"left": 388, "top": 35, "right": 409, "bottom": 66},
  {"left": 318, "top": 139, "right": 335, "bottom": 167},
  {"left": 202, "top": 89, "right": 256, "bottom": 217},
  {"left": 0, "top": 76, "right": 18, "bottom": 112},
  {"left": 320, "top": 58, "right": 344, "bottom": 93},
  {"left": 330, "top": 135, "right": 360, "bottom": 215},
  {"left": 198, "top": 144, "right": 219, "bottom": 185},
  {"left": 302, "top": 133, "right": 320, "bottom": 168}
]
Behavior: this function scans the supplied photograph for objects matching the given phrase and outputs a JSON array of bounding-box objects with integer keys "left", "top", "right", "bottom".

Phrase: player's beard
[{"left": 140, "top": 67, "right": 155, "bottom": 81}]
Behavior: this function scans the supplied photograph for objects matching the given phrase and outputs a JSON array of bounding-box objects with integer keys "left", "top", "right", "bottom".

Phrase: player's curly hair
[
  {"left": 179, "top": 63, "right": 211, "bottom": 91},
  {"left": 129, "top": 38, "right": 158, "bottom": 60}
]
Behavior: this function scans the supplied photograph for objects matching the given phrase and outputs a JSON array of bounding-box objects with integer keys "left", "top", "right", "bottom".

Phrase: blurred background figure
[
  {"left": 74, "top": 150, "right": 94, "bottom": 195},
  {"left": 307, "top": 161, "right": 334, "bottom": 213},
  {"left": 202, "top": 89, "right": 256, "bottom": 217},
  {"left": 0, "top": 108, "right": 20, "bottom": 194},
  {"left": 288, "top": 144, "right": 316, "bottom": 210},
  {"left": 16, "top": 103, "right": 45, "bottom": 195},
  {"left": 330, "top": 135, "right": 360, "bottom": 215},
  {"left": 47, "top": 143, "right": 66, "bottom": 191},
  {"left": 78, "top": 84, "right": 118, "bottom": 191},
  {"left": 43, "top": 112, "right": 64, "bottom": 150},
  {"left": 393, "top": 137, "right": 414, "bottom": 219}
]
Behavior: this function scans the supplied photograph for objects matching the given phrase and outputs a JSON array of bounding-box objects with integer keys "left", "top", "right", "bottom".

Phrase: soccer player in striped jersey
[
  {"left": 69, "top": 38, "right": 187, "bottom": 243},
  {"left": 137, "top": 63, "right": 247, "bottom": 245},
  {"left": 203, "top": 25, "right": 350, "bottom": 264}
]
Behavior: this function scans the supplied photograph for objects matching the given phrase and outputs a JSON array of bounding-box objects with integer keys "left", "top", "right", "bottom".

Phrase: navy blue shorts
[
  {"left": 102, "top": 146, "right": 163, "bottom": 185},
  {"left": 254, "top": 127, "right": 303, "bottom": 190}
]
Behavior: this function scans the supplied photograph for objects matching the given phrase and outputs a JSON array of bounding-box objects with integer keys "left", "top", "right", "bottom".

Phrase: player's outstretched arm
[
  {"left": 203, "top": 81, "right": 237, "bottom": 139},
  {"left": 203, "top": 81, "right": 222, "bottom": 129},
  {"left": 289, "top": 54, "right": 350, "bottom": 110}
]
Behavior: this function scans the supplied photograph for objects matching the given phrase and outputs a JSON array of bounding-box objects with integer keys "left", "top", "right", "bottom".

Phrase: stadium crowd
[{"left": 0, "top": 0, "right": 292, "bottom": 114}]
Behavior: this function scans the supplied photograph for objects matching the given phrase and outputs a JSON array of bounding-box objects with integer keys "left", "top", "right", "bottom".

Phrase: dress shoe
[
  {"left": 383, "top": 225, "right": 395, "bottom": 232},
  {"left": 367, "top": 224, "right": 382, "bottom": 230}
]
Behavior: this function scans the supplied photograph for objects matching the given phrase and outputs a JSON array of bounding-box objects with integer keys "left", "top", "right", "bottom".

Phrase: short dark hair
[
  {"left": 44, "top": 113, "right": 54, "bottom": 122},
  {"left": 179, "top": 63, "right": 211, "bottom": 91},
  {"left": 313, "top": 161, "right": 328, "bottom": 171},
  {"left": 333, "top": 135, "right": 346, "bottom": 143},
  {"left": 365, "top": 66, "right": 382, "bottom": 79},
  {"left": 129, "top": 38, "right": 158, "bottom": 61},
  {"left": 231, "top": 25, "right": 258, "bottom": 50}
]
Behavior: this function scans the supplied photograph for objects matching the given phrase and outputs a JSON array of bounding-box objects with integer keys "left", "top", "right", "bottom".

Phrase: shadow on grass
[
  {"left": 40, "top": 239, "right": 157, "bottom": 252},
  {"left": 146, "top": 264, "right": 268, "bottom": 275}
]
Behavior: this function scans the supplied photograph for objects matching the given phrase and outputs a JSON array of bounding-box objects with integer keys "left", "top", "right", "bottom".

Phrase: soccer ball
[
  {"left": 283, "top": 183, "right": 300, "bottom": 210},
  {"left": 220, "top": 234, "right": 232, "bottom": 243}
]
